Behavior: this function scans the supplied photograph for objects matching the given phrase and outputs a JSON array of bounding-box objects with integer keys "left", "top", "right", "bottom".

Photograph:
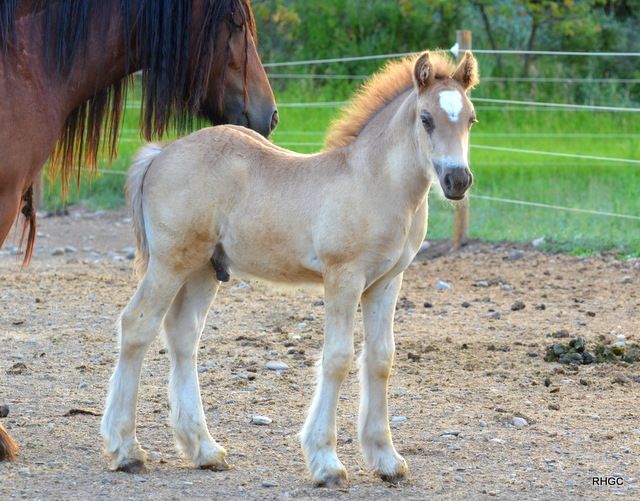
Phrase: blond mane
[{"left": 325, "top": 51, "right": 458, "bottom": 149}]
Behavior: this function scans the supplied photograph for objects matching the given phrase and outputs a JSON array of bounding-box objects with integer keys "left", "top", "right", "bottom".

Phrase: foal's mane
[
  {"left": 0, "top": 0, "right": 256, "bottom": 193},
  {"left": 325, "top": 51, "right": 456, "bottom": 149}
]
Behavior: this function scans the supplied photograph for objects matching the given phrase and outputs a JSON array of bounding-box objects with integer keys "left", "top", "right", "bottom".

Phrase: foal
[{"left": 102, "top": 50, "right": 479, "bottom": 485}]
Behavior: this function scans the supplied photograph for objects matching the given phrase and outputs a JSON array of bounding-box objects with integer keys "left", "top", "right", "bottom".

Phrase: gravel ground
[{"left": 1, "top": 208, "right": 639, "bottom": 500}]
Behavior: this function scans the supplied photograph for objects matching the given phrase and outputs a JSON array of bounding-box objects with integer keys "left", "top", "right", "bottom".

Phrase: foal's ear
[
  {"left": 413, "top": 52, "right": 434, "bottom": 92},
  {"left": 452, "top": 51, "right": 479, "bottom": 91}
]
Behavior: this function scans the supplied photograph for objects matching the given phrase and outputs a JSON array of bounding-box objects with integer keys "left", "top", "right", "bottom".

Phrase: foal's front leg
[
  {"left": 163, "top": 267, "right": 227, "bottom": 470},
  {"left": 359, "top": 273, "right": 408, "bottom": 482},
  {"left": 300, "top": 272, "right": 364, "bottom": 487}
]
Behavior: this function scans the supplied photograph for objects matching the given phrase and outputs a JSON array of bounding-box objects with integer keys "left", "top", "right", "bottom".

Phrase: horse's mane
[
  {"left": 325, "top": 51, "right": 456, "bottom": 149},
  {"left": 0, "top": 0, "right": 255, "bottom": 193}
]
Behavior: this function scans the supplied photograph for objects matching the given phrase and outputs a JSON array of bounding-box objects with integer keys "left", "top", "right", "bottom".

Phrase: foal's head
[{"left": 412, "top": 51, "right": 479, "bottom": 200}]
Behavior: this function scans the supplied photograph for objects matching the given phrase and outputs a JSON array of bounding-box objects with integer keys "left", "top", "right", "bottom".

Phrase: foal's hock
[{"left": 102, "top": 50, "right": 478, "bottom": 486}]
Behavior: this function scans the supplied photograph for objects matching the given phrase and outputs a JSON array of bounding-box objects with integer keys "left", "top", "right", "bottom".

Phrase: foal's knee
[
  {"left": 322, "top": 348, "right": 354, "bottom": 380},
  {"left": 363, "top": 344, "right": 394, "bottom": 379}
]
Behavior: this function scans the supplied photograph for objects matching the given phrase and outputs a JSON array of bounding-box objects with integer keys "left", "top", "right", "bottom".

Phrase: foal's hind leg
[
  {"left": 359, "top": 273, "right": 408, "bottom": 482},
  {"left": 163, "top": 266, "right": 227, "bottom": 470},
  {"left": 101, "top": 261, "right": 186, "bottom": 472},
  {"left": 300, "top": 270, "right": 364, "bottom": 487}
]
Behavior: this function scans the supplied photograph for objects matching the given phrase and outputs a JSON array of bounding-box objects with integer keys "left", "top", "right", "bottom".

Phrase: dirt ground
[{"left": 1, "top": 207, "right": 638, "bottom": 500}]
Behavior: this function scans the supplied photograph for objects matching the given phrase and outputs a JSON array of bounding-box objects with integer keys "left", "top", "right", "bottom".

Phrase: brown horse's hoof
[
  {"left": 200, "top": 458, "right": 230, "bottom": 471},
  {"left": 117, "top": 459, "right": 149, "bottom": 474}
]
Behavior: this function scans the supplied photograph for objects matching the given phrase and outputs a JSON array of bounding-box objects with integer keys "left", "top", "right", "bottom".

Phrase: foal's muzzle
[{"left": 437, "top": 166, "right": 473, "bottom": 200}]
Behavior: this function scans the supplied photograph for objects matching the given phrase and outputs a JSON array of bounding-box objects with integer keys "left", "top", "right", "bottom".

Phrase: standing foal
[{"left": 102, "top": 50, "right": 479, "bottom": 486}]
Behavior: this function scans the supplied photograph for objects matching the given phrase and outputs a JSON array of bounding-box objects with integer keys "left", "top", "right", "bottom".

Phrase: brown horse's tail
[
  {"left": 127, "top": 143, "right": 163, "bottom": 278},
  {"left": 18, "top": 185, "right": 37, "bottom": 267},
  {"left": 0, "top": 422, "right": 19, "bottom": 461}
]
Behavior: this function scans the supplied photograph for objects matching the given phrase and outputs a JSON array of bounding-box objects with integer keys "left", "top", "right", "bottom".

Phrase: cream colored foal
[{"left": 101, "top": 50, "right": 479, "bottom": 486}]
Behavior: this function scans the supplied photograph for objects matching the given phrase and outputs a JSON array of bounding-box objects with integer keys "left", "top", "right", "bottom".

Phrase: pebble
[
  {"left": 450, "top": 444, "right": 461, "bottom": 451},
  {"left": 532, "top": 237, "right": 545, "bottom": 248},
  {"left": 442, "top": 429, "right": 461, "bottom": 436},
  {"left": 461, "top": 302, "right": 471, "bottom": 308},
  {"left": 507, "top": 250, "right": 524, "bottom": 261},
  {"left": 50, "top": 247, "right": 64, "bottom": 256},
  {"left": 251, "top": 415, "right": 272, "bottom": 425},
  {"left": 454, "top": 475, "right": 464, "bottom": 482},
  {"left": 510, "top": 300, "right": 525, "bottom": 311},
  {"left": 391, "top": 416, "right": 407, "bottom": 423},
  {"left": 78, "top": 382, "right": 89, "bottom": 389},
  {"left": 296, "top": 322, "right": 307, "bottom": 329},
  {"left": 262, "top": 481, "right": 277, "bottom": 488},
  {"left": 64, "top": 245, "right": 77, "bottom": 253},
  {"left": 513, "top": 417, "right": 528, "bottom": 428},
  {"left": 0, "top": 404, "right": 9, "bottom": 418},
  {"left": 479, "top": 420, "right": 487, "bottom": 427},
  {"left": 476, "top": 280, "right": 489, "bottom": 288},
  {"left": 266, "top": 361, "right": 289, "bottom": 371},
  {"left": 436, "top": 280, "right": 451, "bottom": 290},
  {"left": 124, "top": 248, "right": 136, "bottom": 260}
]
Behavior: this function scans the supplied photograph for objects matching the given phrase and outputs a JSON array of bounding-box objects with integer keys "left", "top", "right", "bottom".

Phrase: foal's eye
[
  {"left": 420, "top": 111, "right": 435, "bottom": 133},
  {"left": 469, "top": 116, "right": 478, "bottom": 127}
]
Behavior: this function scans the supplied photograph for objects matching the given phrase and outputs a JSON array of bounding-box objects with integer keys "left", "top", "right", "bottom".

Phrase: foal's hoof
[
  {"left": 200, "top": 458, "right": 230, "bottom": 472},
  {"left": 377, "top": 458, "right": 408, "bottom": 484},
  {"left": 117, "top": 459, "right": 148, "bottom": 474},
  {"left": 315, "top": 470, "right": 348, "bottom": 488},
  {"left": 380, "top": 471, "right": 407, "bottom": 484}
]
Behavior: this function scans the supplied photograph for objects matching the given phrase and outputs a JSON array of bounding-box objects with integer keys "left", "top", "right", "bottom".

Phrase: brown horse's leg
[
  {"left": 0, "top": 422, "right": 19, "bottom": 461},
  {"left": 0, "top": 189, "right": 22, "bottom": 247},
  {"left": 0, "top": 188, "right": 25, "bottom": 461}
]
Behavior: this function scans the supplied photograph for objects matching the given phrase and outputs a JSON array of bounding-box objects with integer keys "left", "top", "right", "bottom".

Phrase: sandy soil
[{"left": 1, "top": 207, "right": 639, "bottom": 500}]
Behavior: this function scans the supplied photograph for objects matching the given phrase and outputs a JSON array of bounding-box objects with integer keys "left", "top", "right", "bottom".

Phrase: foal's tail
[{"left": 127, "top": 143, "right": 163, "bottom": 278}]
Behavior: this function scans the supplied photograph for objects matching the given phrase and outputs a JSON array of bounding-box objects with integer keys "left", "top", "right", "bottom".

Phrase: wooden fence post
[{"left": 452, "top": 29, "right": 471, "bottom": 250}]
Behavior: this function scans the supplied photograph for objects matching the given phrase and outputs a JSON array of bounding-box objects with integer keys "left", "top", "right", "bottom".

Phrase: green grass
[{"left": 43, "top": 83, "right": 640, "bottom": 256}]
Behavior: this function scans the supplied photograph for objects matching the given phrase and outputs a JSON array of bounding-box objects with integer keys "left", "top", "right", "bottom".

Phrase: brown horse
[{"left": 0, "top": 0, "right": 277, "bottom": 462}]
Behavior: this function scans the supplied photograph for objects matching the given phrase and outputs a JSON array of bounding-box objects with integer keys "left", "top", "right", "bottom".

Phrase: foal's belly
[{"left": 219, "top": 229, "right": 323, "bottom": 285}]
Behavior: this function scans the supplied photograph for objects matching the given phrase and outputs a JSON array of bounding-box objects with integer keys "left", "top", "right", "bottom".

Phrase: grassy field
[{"left": 43, "top": 82, "right": 640, "bottom": 257}]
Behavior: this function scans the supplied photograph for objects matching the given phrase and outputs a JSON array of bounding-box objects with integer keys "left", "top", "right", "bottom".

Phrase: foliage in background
[{"left": 254, "top": 0, "right": 640, "bottom": 104}]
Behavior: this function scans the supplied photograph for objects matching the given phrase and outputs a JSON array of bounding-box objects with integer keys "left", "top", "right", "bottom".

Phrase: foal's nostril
[
  {"left": 270, "top": 109, "right": 279, "bottom": 132},
  {"left": 444, "top": 173, "right": 453, "bottom": 192}
]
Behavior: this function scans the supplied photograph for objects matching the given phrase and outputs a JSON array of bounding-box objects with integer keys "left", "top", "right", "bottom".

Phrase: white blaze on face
[{"left": 438, "top": 90, "right": 463, "bottom": 122}]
